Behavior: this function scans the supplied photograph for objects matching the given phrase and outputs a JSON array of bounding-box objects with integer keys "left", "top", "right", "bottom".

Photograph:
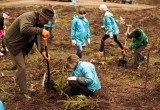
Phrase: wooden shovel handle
[{"left": 43, "top": 38, "right": 48, "bottom": 46}]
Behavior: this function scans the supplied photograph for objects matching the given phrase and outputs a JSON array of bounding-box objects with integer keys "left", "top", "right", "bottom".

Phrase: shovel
[
  {"left": 118, "top": 25, "right": 132, "bottom": 67},
  {"left": 118, "top": 39, "right": 127, "bottom": 67},
  {"left": 43, "top": 38, "right": 56, "bottom": 92}
]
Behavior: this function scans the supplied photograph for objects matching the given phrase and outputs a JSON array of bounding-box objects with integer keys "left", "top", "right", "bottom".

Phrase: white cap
[{"left": 99, "top": 4, "right": 108, "bottom": 11}]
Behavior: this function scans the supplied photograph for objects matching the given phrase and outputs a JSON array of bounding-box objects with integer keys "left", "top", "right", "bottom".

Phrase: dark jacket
[{"left": 3, "top": 11, "right": 44, "bottom": 56}]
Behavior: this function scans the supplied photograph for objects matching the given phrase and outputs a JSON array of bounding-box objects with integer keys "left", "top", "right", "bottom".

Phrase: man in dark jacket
[{"left": 3, "top": 6, "right": 54, "bottom": 99}]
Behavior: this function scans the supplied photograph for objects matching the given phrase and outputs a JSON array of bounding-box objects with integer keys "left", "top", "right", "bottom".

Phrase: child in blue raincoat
[
  {"left": 44, "top": 21, "right": 55, "bottom": 44},
  {"left": 71, "top": 0, "right": 77, "bottom": 6},
  {"left": 0, "top": 100, "right": 4, "bottom": 110},
  {"left": 63, "top": 54, "right": 101, "bottom": 96},
  {"left": 96, "top": 4, "right": 123, "bottom": 57},
  {"left": 71, "top": 8, "right": 90, "bottom": 58}
]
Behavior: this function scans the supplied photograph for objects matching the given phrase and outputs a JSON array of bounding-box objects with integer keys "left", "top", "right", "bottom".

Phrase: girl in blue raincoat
[
  {"left": 96, "top": 4, "right": 123, "bottom": 57},
  {"left": 63, "top": 54, "right": 101, "bottom": 96},
  {"left": 71, "top": 8, "right": 90, "bottom": 58}
]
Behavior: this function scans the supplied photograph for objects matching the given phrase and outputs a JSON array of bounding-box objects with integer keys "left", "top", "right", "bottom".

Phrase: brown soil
[{"left": 0, "top": 0, "right": 160, "bottom": 110}]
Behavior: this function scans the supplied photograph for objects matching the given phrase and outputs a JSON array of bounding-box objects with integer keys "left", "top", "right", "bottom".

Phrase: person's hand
[
  {"left": 109, "top": 32, "right": 113, "bottom": 39},
  {"left": 101, "top": 26, "right": 105, "bottom": 29},
  {"left": 71, "top": 40, "right": 76, "bottom": 46},
  {"left": 125, "top": 31, "right": 129, "bottom": 36},
  {"left": 66, "top": 77, "right": 77, "bottom": 81},
  {"left": 87, "top": 38, "right": 90, "bottom": 47},
  {"left": 41, "top": 51, "right": 50, "bottom": 61},
  {"left": 123, "top": 46, "right": 128, "bottom": 51},
  {"left": 42, "top": 29, "right": 50, "bottom": 38}
]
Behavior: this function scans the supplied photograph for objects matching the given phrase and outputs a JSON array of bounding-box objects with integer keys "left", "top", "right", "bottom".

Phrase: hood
[
  {"left": 104, "top": 11, "right": 113, "bottom": 17},
  {"left": 73, "top": 14, "right": 88, "bottom": 22},
  {"left": 73, "top": 14, "right": 79, "bottom": 19}
]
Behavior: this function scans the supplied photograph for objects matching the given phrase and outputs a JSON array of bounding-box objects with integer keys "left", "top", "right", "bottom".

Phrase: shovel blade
[
  {"left": 118, "top": 59, "right": 127, "bottom": 67},
  {"left": 44, "top": 80, "right": 57, "bottom": 92}
]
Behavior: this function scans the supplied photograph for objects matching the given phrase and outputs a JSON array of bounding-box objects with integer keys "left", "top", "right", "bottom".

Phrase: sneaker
[
  {"left": 1, "top": 47, "right": 8, "bottom": 52},
  {"left": 95, "top": 51, "right": 103, "bottom": 57},
  {"left": 1, "top": 48, "right": 5, "bottom": 52},
  {"left": 5, "top": 47, "right": 8, "bottom": 52},
  {"left": 0, "top": 52, "right": 4, "bottom": 56},
  {"left": 136, "top": 64, "right": 141, "bottom": 69},
  {"left": 132, "top": 64, "right": 140, "bottom": 69},
  {"left": 144, "top": 56, "right": 147, "bottom": 60}
]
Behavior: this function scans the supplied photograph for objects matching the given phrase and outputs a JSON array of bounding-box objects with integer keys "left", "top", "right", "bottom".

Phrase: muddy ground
[{"left": 0, "top": 1, "right": 160, "bottom": 110}]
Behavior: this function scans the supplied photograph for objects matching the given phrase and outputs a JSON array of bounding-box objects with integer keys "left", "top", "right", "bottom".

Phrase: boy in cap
[
  {"left": 63, "top": 54, "right": 101, "bottom": 96},
  {"left": 96, "top": 4, "right": 123, "bottom": 57},
  {"left": 3, "top": 6, "right": 54, "bottom": 99},
  {"left": 71, "top": 8, "right": 91, "bottom": 58},
  {"left": 125, "top": 28, "right": 148, "bottom": 69}
]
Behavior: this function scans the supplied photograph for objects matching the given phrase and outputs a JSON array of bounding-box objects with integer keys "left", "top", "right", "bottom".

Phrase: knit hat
[
  {"left": 99, "top": 4, "right": 108, "bottom": 11},
  {"left": 38, "top": 6, "right": 54, "bottom": 21}
]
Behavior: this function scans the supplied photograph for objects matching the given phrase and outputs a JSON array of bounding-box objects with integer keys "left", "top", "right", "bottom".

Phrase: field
[{"left": 0, "top": 1, "right": 160, "bottom": 110}]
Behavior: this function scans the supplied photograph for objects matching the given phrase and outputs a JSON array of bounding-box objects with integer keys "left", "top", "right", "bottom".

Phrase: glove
[
  {"left": 109, "top": 31, "right": 113, "bottom": 38},
  {"left": 66, "top": 77, "right": 77, "bottom": 81},
  {"left": 123, "top": 46, "right": 128, "bottom": 51},
  {"left": 71, "top": 40, "right": 76, "bottom": 46},
  {"left": 42, "top": 29, "right": 50, "bottom": 38},
  {"left": 42, "top": 51, "right": 50, "bottom": 60}
]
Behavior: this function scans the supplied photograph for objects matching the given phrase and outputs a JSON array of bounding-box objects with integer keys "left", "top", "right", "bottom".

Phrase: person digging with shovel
[
  {"left": 3, "top": 6, "right": 54, "bottom": 99},
  {"left": 125, "top": 28, "right": 148, "bottom": 69}
]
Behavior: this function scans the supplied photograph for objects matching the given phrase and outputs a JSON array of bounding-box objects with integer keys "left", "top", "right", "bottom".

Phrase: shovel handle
[{"left": 43, "top": 38, "right": 48, "bottom": 46}]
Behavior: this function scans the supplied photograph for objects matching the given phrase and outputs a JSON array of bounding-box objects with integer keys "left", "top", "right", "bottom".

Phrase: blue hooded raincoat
[
  {"left": 71, "top": 61, "right": 101, "bottom": 92},
  {"left": 103, "top": 11, "right": 119, "bottom": 35},
  {"left": 71, "top": 14, "right": 90, "bottom": 47}
]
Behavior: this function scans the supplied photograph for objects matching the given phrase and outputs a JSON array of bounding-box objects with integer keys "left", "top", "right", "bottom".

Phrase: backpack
[{"left": 0, "top": 16, "right": 4, "bottom": 30}]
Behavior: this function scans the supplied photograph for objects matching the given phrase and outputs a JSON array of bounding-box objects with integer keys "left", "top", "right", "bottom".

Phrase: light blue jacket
[
  {"left": 71, "top": 14, "right": 90, "bottom": 47},
  {"left": 0, "top": 100, "right": 4, "bottom": 110},
  {"left": 103, "top": 11, "right": 119, "bottom": 35},
  {"left": 44, "top": 21, "right": 55, "bottom": 29},
  {"left": 71, "top": 61, "right": 101, "bottom": 92}
]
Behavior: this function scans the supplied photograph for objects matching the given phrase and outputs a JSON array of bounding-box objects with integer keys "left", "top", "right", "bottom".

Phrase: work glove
[
  {"left": 42, "top": 29, "right": 50, "bottom": 38},
  {"left": 66, "top": 76, "right": 77, "bottom": 81},
  {"left": 109, "top": 31, "right": 113, "bottom": 39},
  {"left": 71, "top": 40, "right": 76, "bottom": 46},
  {"left": 41, "top": 51, "right": 50, "bottom": 61},
  {"left": 123, "top": 46, "right": 128, "bottom": 51},
  {"left": 87, "top": 38, "right": 90, "bottom": 47}
]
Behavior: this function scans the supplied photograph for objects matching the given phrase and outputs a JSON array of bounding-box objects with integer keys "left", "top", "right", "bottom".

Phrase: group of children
[
  {"left": 63, "top": 4, "right": 148, "bottom": 96},
  {"left": 0, "top": 4, "right": 148, "bottom": 98},
  {"left": 70, "top": 4, "right": 148, "bottom": 69}
]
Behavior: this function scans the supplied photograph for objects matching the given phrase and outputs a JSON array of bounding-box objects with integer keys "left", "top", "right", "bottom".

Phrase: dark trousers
[
  {"left": 76, "top": 46, "right": 85, "bottom": 58},
  {"left": 10, "top": 51, "right": 28, "bottom": 94},
  {"left": 99, "top": 34, "right": 123, "bottom": 52},
  {"left": 63, "top": 80, "right": 94, "bottom": 96},
  {"left": 2, "top": 38, "right": 5, "bottom": 49},
  {"left": 134, "top": 46, "right": 146, "bottom": 66}
]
